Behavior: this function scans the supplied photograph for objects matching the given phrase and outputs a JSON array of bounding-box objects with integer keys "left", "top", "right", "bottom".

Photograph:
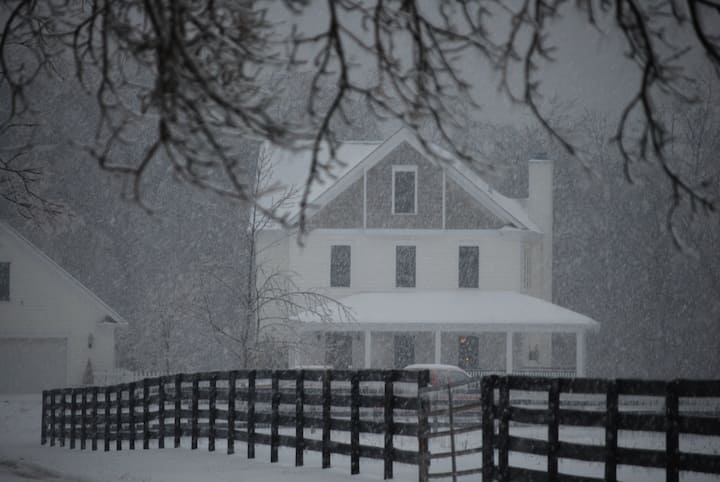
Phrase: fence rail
[
  {"left": 42, "top": 369, "right": 432, "bottom": 481},
  {"left": 480, "top": 375, "right": 720, "bottom": 482},
  {"left": 42, "top": 372, "right": 720, "bottom": 481}
]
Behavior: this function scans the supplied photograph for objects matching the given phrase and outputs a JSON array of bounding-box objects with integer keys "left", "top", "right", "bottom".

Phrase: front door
[{"left": 458, "top": 335, "right": 479, "bottom": 370}]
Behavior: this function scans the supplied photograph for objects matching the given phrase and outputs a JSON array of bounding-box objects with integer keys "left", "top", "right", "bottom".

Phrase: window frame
[
  {"left": 395, "top": 245, "right": 416, "bottom": 288},
  {"left": 325, "top": 333, "right": 353, "bottom": 369},
  {"left": 330, "top": 244, "right": 352, "bottom": 288},
  {"left": 0, "top": 262, "right": 9, "bottom": 302},
  {"left": 391, "top": 165, "right": 418, "bottom": 215},
  {"left": 393, "top": 334, "right": 415, "bottom": 368},
  {"left": 458, "top": 245, "right": 479, "bottom": 288}
]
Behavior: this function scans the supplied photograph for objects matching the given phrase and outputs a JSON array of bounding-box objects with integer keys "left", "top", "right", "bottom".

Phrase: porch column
[
  {"left": 364, "top": 331, "right": 372, "bottom": 368},
  {"left": 506, "top": 332, "right": 514, "bottom": 375},
  {"left": 434, "top": 331, "right": 441, "bottom": 364},
  {"left": 576, "top": 331, "right": 587, "bottom": 377},
  {"left": 289, "top": 343, "right": 300, "bottom": 368}
]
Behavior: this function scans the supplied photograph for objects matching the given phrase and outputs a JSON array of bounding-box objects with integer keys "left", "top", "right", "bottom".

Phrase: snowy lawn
[
  {"left": 0, "top": 395, "right": 419, "bottom": 482},
  {"left": 3, "top": 395, "right": 720, "bottom": 481}
]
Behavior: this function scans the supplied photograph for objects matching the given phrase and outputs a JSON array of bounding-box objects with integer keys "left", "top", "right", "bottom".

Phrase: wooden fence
[
  {"left": 480, "top": 375, "right": 720, "bottom": 482},
  {"left": 41, "top": 369, "right": 432, "bottom": 481},
  {"left": 423, "top": 379, "right": 485, "bottom": 481}
]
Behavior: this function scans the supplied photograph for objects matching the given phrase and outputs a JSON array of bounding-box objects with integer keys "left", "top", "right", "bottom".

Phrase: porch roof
[{"left": 294, "top": 290, "right": 599, "bottom": 333}]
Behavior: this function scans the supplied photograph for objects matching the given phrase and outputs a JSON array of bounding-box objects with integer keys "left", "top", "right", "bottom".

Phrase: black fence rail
[
  {"left": 41, "top": 369, "right": 432, "bottom": 481},
  {"left": 480, "top": 375, "right": 720, "bottom": 482}
]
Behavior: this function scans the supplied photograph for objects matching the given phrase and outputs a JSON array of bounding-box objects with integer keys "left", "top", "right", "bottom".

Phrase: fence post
[
  {"left": 417, "top": 370, "right": 430, "bottom": 482},
  {"left": 351, "top": 371, "right": 361, "bottom": 475},
  {"left": 498, "top": 376, "right": 510, "bottom": 482},
  {"left": 41, "top": 390, "right": 48, "bottom": 445},
  {"left": 91, "top": 386, "right": 98, "bottom": 451},
  {"left": 270, "top": 371, "right": 279, "bottom": 463},
  {"left": 103, "top": 387, "right": 111, "bottom": 452},
  {"left": 128, "top": 381, "right": 136, "bottom": 450},
  {"left": 143, "top": 378, "right": 150, "bottom": 450},
  {"left": 296, "top": 369, "right": 305, "bottom": 467},
  {"left": 209, "top": 373, "right": 217, "bottom": 452},
  {"left": 447, "top": 382, "right": 458, "bottom": 482},
  {"left": 384, "top": 370, "right": 395, "bottom": 480},
  {"left": 227, "top": 371, "right": 236, "bottom": 455},
  {"left": 116, "top": 386, "right": 122, "bottom": 451},
  {"left": 49, "top": 390, "right": 57, "bottom": 447},
  {"left": 666, "top": 380, "right": 680, "bottom": 482},
  {"left": 322, "top": 369, "right": 331, "bottom": 469},
  {"left": 248, "top": 370, "right": 256, "bottom": 459},
  {"left": 481, "top": 376, "right": 496, "bottom": 482},
  {"left": 191, "top": 374, "right": 199, "bottom": 450},
  {"left": 605, "top": 380, "right": 618, "bottom": 482},
  {"left": 59, "top": 390, "right": 67, "bottom": 447},
  {"left": 80, "top": 388, "right": 87, "bottom": 450},
  {"left": 158, "top": 377, "right": 166, "bottom": 449},
  {"left": 70, "top": 388, "right": 77, "bottom": 449},
  {"left": 174, "top": 374, "right": 182, "bottom": 448},
  {"left": 548, "top": 378, "right": 560, "bottom": 481}
]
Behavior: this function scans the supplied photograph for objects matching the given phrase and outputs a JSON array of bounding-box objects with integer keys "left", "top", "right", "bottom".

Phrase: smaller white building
[{"left": 0, "top": 221, "right": 126, "bottom": 393}]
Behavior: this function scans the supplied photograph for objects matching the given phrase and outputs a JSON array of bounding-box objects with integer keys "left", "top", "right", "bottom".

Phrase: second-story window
[
  {"left": 458, "top": 246, "right": 479, "bottom": 288},
  {"left": 392, "top": 166, "right": 417, "bottom": 214},
  {"left": 330, "top": 245, "right": 351, "bottom": 287},
  {"left": 0, "top": 262, "right": 9, "bottom": 301},
  {"left": 396, "top": 245, "right": 416, "bottom": 287}
]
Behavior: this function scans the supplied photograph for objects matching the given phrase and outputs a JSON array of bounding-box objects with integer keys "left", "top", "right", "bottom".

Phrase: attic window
[
  {"left": 392, "top": 166, "right": 417, "bottom": 214},
  {"left": 0, "top": 262, "right": 9, "bottom": 301}
]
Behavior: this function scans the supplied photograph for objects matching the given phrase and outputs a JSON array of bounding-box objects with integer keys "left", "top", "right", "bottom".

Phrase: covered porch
[{"left": 293, "top": 291, "right": 599, "bottom": 377}]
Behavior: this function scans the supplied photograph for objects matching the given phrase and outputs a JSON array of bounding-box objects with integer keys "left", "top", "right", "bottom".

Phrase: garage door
[{"left": 0, "top": 338, "right": 67, "bottom": 393}]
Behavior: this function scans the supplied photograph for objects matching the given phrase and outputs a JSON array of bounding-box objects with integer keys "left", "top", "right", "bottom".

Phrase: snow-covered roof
[
  {"left": 259, "top": 128, "right": 539, "bottom": 231},
  {"left": 0, "top": 221, "right": 128, "bottom": 325},
  {"left": 257, "top": 140, "right": 381, "bottom": 224},
  {"left": 294, "top": 290, "right": 598, "bottom": 332}
]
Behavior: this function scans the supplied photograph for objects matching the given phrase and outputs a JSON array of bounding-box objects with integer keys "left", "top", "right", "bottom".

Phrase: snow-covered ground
[
  {"left": 2, "top": 395, "right": 720, "bottom": 481},
  {"left": 0, "top": 395, "right": 418, "bottom": 482}
]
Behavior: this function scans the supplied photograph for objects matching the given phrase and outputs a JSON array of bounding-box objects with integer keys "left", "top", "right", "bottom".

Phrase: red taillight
[{"left": 430, "top": 371, "right": 439, "bottom": 386}]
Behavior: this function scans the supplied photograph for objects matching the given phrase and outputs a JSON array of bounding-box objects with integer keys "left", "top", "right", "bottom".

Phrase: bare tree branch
[{"left": 1, "top": 0, "right": 718, "bottom": 236}]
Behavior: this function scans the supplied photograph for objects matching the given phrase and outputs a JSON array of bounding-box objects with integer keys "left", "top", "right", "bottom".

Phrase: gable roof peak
[
  {"left": 0, "top": 220, "right": 127, "bottom": 324},
  {"left": 259, "top": 128, "right": 541, "bottom": 232}
]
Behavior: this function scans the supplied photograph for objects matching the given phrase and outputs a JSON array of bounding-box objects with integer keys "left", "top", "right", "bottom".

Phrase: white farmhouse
[
  {"left": 0, "top": 221, "right": 126, "bottom": 393},
  {"left": 257, "top": 128, "right": 598, "bottom": 376}
]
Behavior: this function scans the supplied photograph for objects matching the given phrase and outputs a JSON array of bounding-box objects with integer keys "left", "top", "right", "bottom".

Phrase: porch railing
[{"left": 467, "top": 367, "right": 576, "bottom": 378}]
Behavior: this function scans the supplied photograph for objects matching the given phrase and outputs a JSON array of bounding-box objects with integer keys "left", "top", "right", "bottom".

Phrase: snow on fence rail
[
  {"left": 41, "top": 369, "right": 433, "bottom": 481},
  {"left": 479, "top": 375, "right": 720, "bottom": 482},
  {"left": 93, "top": 369, "right": 172, "bottom": 386}
]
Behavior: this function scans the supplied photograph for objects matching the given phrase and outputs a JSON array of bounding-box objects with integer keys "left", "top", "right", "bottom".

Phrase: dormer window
[{"left": 392, "top": 165, "right": 417, "bottom": 214}]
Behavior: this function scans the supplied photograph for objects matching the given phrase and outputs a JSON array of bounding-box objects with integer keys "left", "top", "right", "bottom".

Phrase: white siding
[
  {"left": 0, "top": 228, "right": 119, "bottom": 389},
  {"left": 280, "top": 229, "right": 541, "bottom": 296}
]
